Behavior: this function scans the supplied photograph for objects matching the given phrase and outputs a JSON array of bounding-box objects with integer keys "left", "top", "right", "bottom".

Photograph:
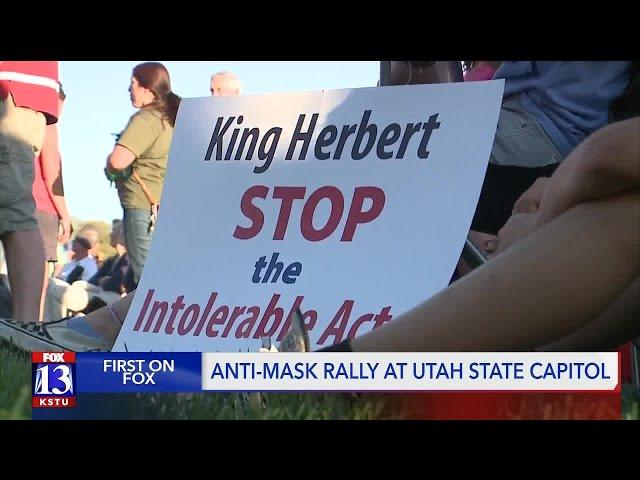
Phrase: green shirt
[{"left": 116, "top": 108, "right": 174, "bottom": 210}]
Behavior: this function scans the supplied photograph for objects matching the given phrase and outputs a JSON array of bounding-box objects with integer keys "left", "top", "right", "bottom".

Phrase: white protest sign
[{"left": 113, "top": 81, "right": 504, "bottom": 352}]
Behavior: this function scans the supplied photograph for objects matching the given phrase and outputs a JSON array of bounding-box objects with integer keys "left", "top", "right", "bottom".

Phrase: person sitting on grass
[
  {"left": 0, "top": 117, "right": 637, "bottom": 354},
  {"left": 55, "top": 222, "right": 133, "bottom": 319},
  {"left": 43, "top": 226, "right": 99, "bottom": 322}
]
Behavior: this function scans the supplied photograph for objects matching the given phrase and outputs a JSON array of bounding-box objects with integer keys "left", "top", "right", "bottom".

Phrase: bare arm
[
  {"left": 106, "top": 145, "right": 136, "bottom": 173},
  {"left": 40, "top": 123, "right": 72, "bottom": 242},
  {"left": 497, "top": 117, "right": 640, "bottom": 254},
  {"left": 535, "top": 117, "right": 640, "bottom": 228}
]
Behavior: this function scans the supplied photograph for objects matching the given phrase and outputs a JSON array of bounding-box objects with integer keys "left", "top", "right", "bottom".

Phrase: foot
[{"left": 0, "top": 317, "right": 113, "bottom": 352}]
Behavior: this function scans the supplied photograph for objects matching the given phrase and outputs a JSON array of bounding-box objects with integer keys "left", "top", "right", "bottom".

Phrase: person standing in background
[
  {"left": 210, "top": 71, "right": 242, "bottom": 96},
  {"left": 33, "top": 82, "right": 72, "bottom": 319},
  {"left": 105, "top": 62, "right": 181, "bottom": 287},
  {"left": 0, "top": 61, "right": 59, "bottom": 323}
]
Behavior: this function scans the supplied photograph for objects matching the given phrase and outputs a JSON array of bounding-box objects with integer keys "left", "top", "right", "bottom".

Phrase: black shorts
[
  {"left": 470, "top": 163, "right": 558, "bottom": 236},
  {"left": 35, "top": 210, "right": 59, "bottom": 262}
]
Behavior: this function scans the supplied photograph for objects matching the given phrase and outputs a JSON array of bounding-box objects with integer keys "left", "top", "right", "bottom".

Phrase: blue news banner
[{"left": 76, "top": 353, "right": 202, "bottom": 393}]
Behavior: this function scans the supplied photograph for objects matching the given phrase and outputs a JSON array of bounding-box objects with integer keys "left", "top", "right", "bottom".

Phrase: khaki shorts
[
  {"left": 0, "top": 94, "right": 47, "bottom": 236},
  {"left": 35, "top": 210, "right": 60, "bottom": 261}
]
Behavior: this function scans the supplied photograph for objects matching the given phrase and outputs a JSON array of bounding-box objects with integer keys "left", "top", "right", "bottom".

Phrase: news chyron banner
[
  {"left": 113, "top": 81, "right": 505, "bottom": 352},
  {"left": 32, "top": 351, "right": 621, "bottom": 418},
  {"left": 32, "top": 352, "right": 620, "bottom": 403}
]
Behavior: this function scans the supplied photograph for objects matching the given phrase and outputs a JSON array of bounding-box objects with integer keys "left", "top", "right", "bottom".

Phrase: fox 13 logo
[{"left": 32, "top": 352, "right": 77, "bottom": 408}]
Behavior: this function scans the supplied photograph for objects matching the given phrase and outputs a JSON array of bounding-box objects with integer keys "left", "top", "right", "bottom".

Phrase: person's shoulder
[
  {"left": 82, "top": 256, "right": 98, "bottom": 267},
  {"left": 138, "top": 108, "right": 170, "bottom": 132},
  {"left": 128, "top": 108, "right": 155, "bottom": 123},
  {"left": 120, "top": 109, "right": 162, "bottom": 141},
  {"left": 138, "top": 108, "right": 165, "bottom": 123}
]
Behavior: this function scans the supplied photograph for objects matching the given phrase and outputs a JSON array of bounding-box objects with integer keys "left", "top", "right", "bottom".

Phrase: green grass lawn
[
  {"left": 0, "top": 343, "right": 32, "bottom": 420},
  {"left": 2, "top": 340, "right": 638, "bottom": 420}
]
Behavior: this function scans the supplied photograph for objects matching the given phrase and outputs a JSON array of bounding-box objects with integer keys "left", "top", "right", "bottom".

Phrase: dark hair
[
  {"left": 132, "top": 62, "right": 181, "bottom": 127},
  {"left": 58, "top": 82, "right": 66, "bottom": 101}
]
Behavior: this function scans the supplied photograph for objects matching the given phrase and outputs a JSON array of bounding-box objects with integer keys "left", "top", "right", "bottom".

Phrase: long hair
[{"left": 132, "top": 62, "right": 181, "bottom": 127}]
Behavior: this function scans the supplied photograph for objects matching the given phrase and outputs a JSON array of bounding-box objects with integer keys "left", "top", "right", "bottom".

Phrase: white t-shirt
[{"left": 58, "top": 255, "right": 98, "bottom": 282}]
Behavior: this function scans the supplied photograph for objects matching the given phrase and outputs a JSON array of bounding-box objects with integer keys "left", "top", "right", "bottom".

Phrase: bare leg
[
  {"left": 352, "top": 192, "right": 639, "bottom": 352},
  {"left": 84, "top": 290, "right": 135, "bottom": 342},
  {"left": 39, "top": 262, "right": 49, "bottom": 322},
  {"left": 3, "top": 229, "right": 46, "bottom": 323},
  {"left": 537, "top": 278, "right": 640, "bottom": 352}
]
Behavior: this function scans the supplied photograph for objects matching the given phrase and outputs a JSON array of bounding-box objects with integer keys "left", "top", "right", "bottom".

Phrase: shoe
[
  {"left": 277, "top": 309, "right": 310, "bottom": 352},
  {"left": 0, "top": 317, "right": 112, "bottom": 353}
]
